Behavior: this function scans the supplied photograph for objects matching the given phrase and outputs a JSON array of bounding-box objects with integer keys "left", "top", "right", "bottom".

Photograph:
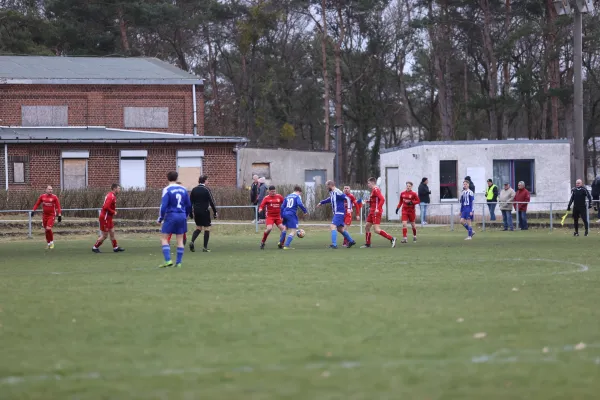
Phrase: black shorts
[
  {"left": 194, "top": 210, "right": 211, "bottom": 227},
  {"left": 573, "top": 206, "right": 587, "bottom": 219}
]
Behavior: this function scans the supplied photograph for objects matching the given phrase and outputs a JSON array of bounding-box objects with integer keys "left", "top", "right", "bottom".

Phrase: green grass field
[{"left": 1, "top": 227, "right": 599, "bottom": 399}]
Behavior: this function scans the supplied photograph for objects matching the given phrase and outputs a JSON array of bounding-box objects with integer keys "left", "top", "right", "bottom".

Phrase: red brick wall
[
  {"left": 5, "top": 142, "right": 235, "bottom": 191},
  {"left": 0, "top": 146, "right": 5, "bottom": 190},
  {"left": 0, "top": 84, "right": 205, "bottom": 135}
]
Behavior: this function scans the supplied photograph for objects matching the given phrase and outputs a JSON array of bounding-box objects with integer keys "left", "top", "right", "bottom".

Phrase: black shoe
[
  {"left": 203, "top": 248, "right": 211, "bottom": 253},
  {"left": 574, "top": 232, "right": 579, "bottom": 237},
  {"left": 92, "top": 248, "right": 100, "bottom": 253},
  {"left": 502, "top": 228, "right": 508, "bottom": 231},
  {"left": 585, "top": 231, "right": 589, "bottom": 237},
  {"left": 260, "top": 242, "right": 265, "bottom": 250},
  {"left": 189, "top": 242, "right": 195, "bottom": 252},
  {"left": 347, "top": 241, "right": 356, "bottom": 248},
  {"left": 113, "top": 247, "right": 125, "bottom": 252},
  {"left": 277, "top": 243, "right": 283, "bottom": 249},
  {"left": 329, "top": 244, "right": 338, "bottom": 249}
]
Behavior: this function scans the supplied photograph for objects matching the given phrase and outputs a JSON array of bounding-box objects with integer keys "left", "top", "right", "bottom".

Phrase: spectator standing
[
  {"left": 256, "top": 177, "right": 267, "bottom": 222},
  {"left": 567, "top": 179, "right": 592, "bottom": 237},
  {"left": 485, "top": 179, "right": 499, "bottom": 221},
  {"left": 418, "top": 177, "right": 431, "bottom": 225},
  {"left": 464, "top": 176, "right": 475, "bottom": 193},
  {"left": 591, "top": 174, "right": 600, "bottom": 222},
  {"left": 498, "top": 182, "right": 515, "bottom": 231},
  {"left": 250, "top": 175, "right": 259, "bottom": 222},
  {"left": 513, "top": 181, "right": 530, "bottom": 230}
]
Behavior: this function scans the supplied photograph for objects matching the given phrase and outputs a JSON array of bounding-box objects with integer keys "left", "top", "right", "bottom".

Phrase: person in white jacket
[{"left": 498, "top": 182, "right": 516, "bottom": 231}]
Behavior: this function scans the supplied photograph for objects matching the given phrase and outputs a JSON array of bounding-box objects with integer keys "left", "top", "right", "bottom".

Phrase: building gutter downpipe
[
  {"left": 192, "top": 84, "right": 198, "bottom": 136},
  {"left": 4, "top": 144, "right": 8, "bottom": 190}
]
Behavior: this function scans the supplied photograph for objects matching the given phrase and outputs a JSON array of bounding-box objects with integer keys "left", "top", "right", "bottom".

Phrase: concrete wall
[
  {"left": 238, "top": 148, "right": 334, "bottom": 187},
  {"left": 380, "top": 140, "right": 571, "bottom": 217}
]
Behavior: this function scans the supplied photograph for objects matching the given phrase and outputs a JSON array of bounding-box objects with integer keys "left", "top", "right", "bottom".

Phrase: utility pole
[{"left": 334, "top": 124, "right": 342, "bottom": 184}]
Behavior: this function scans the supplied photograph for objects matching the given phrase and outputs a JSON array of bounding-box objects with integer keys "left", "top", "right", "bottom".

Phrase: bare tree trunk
[
  {"left": 501, "top": 0, "right": 510, "bottom": 139},
  {"left": 546, "top": 0, "right": 560, "bottom": 138},
  {"left": 334, "top": 1, "right": 345, "bottom": 180},
  {"left": 203, "top": 24, "right": 222, "bottom": 135},
  {"left": 464, "top": 61, "right": 471, "bottom": 139},
  {"left": 321, "top": 0, "right": 331, "bottom": 151},
  {"left": 540, "top": 98, "right": 548, "bottom": 139},
  {"left": 117, "top": 6, "right": 130, "bottom": 53},
  {"left": 480, "top": 0, "right": 498, "bottom": 139}
]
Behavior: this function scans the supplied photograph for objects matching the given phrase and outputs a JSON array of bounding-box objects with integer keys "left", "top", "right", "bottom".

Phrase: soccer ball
[{"left": 296, "top": 229, "right": 305, "bottom": 238}]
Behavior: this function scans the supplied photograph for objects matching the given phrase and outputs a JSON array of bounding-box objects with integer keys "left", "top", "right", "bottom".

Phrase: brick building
[
  {"left": 0, "top": 127, "right": 247, "bottom": 191},
  {"left": 0, "top": 56, "right": 204, "bottom": 135},
  {"left": 0, "top": 56, "right": 247, "bottom": 191}
]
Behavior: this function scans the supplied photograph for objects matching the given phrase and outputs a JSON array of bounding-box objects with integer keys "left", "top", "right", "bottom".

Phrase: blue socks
[
  {"left": 285, "top": 234, "right": 294, "bottom": 247},
  {"left": 463, "top": 223, "right": 473, "bottom": 236},
  {"left": 279, "top": 230, "right": 287, "bottom": 244},
  {"left": 331, "top": 230, "right": 337, "bottom": 246},
  {"left": 162, "top": 245, "right": 171, "bottom": 262},
  {"left": 176, "top": 247, "right": 184, "bottom": 264},
  {"left": 342, "top": 230, "right": 353, "bottom": 243}
]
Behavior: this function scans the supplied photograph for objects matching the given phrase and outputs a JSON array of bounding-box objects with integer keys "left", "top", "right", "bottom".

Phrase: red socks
[
  {"left": 262, "top": 231, "right": 270, "bottom": 243},
  {"left": 412, "top": 227, "right": 417, "bottom": 237},
  {"left": 402, "top": 228, "right": 407, "bottom": 238},
  {"left": 379, "top": 230, "right": 393, "bottom": 240},
  {"left": 366, "top": 232, "right": 372, "bottom": 245},
  {"left": 112, "top": 240, "right": 118, "bottom": 248},
  {"left": 94, "top": 239, "right": 104, "bottom": 248},
  {"left": 45, "top": 230, "right": 53, "bottom": 243}
]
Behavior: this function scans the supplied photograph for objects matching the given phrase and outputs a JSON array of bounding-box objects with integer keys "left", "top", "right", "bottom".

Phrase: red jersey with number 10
[
  {"left": 368, "top": 186, "right": 385, "bottom": 214},
  {"left": 396, "top": 190, "right": 420, "bottom": 211},
  {"left": 33, "top": 194, "right": 62, "bottom": 216},
  {"left": 100, "top": 192, "right": 117, "bottom": 219},
  {"left": 259, "top": 194, "right": 284, "bottom": 217}
]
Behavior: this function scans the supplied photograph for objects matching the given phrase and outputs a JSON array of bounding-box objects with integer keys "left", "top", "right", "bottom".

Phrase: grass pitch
[{"left": 1, "top": 227, "right": 599, "bottom": 399}]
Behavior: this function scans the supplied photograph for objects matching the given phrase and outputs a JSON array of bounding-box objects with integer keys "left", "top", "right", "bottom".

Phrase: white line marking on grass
[{"left": 475, "top": 258, "right": 590, "bottom": 275}]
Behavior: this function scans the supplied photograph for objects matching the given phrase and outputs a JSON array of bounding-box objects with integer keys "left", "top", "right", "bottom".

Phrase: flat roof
[
  {"left": 0, "top": 127, "right": 247, "bottom": 144},
  {"left": 0, "top": 56, "right": 203, "bottom": 85},
  {"left": 381, "top": 139, "right": 570, "bottom": 154}
]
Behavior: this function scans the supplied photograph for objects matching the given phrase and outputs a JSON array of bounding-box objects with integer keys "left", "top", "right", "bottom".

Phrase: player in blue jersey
[
  {"left": 317, "top": 180, "right": 357, "bottom": 249},
  {"left": 460, "top": 180, "right": 475, "bottom": 240},
  {"left": 280, "top": 186, "right": 309, "bottom": 249},
  {"left": 157, "top": 171, "right": 192, "bottom": 268}
]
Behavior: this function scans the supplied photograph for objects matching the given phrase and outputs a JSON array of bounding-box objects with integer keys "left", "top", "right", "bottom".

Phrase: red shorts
[
  {"left": 344, "top": 213, "right": 352, "bottom": 226},
  {"left": 42, "top": 215, "right": 55, "bottom": 229},
  {"left": 99, "top": 215, "right": 114, "bottom": 232},
  {"left": 402, "top": 209, "right": 416, "bottom": 222},
  {"left": 367, "top": 213, "right": 381, "bottom": 225},
  {"left": 266, "top": 217, "right": 282, "bottom": 227}
]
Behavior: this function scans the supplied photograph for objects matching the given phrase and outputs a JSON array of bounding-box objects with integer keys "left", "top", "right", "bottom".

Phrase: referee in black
[
  {"left": 189, "top": 175, "right": 218, "bottom": 252},
  {"left": 567, "top": 179, "right": 592, "bottom": 237}
]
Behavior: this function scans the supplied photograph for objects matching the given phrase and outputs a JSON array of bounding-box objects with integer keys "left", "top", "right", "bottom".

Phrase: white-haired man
[{"left": 568, "top": 179, "right": 592, "bottom": 237}]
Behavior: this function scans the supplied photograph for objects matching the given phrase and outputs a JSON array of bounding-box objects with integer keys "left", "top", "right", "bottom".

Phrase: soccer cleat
[
  {"left": 413, "top": 237, "right": 417, "bottom": 243},
  {"left": 329, "top": 244, "right": 338, "bottom": 249},
  {"left": 283, "top": 247, "right": 294, "bottom": 250},
  {"left": 391, "top": 237, "right": 397, "bottom": 248},
  {"left": 574, "top": 232, "right": 579, "bottom": 237},
  {"left": 347, "top": 241, "right": 356, "bottom": 248},
  {"left": 49, "top": 243, "right": 54, "bottom": 249},
  {"left": 277, "top": 243, "right": 284, "bottom": 249},
  {"left": 401, "top": 238, "right": 408, "bottom": 244},
  {"left": 203, "top": 248, "right": 211, "bottom": 253},
  {"left": 464, "top": 236, "right": 472, "bottom": 240},
  {"left": 189, "top": 242, "right": 195, "bottom": 252},
  {"left": 113, "top": 247, "right": 125, "bottom": 252},
  {"left": 92, "top": 248, "right": 101, "bottom": 253},
  {"left": 260, "top": 242, "right": 265, "bottom": 250},
  {"left": 360, "top": 244, "right": 371, "bottom": 248},
  {"left": 159, "top": 260, "right": 174, "bottom": 268},
  {"left": 175, "top": 263, "right": 182, "bottom": 268},
  {"left": 585, "top": 231, "right": 589, "bottom": 237}
]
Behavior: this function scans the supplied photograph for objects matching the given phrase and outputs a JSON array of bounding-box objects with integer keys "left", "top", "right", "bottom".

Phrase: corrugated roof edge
[
  {"left": 0, "top": 78, "right": 203, "bottom": 85},
  {"left": 381, "top": 139, "right": 570, "bottom": 154}
]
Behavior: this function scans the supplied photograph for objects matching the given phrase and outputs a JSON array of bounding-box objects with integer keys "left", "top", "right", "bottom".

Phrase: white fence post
[
  {"left": 482, "top": 203, "right": 486, "bottom": 232},
  {"left": 550, "top": 202, "right": 553, "bottom": 231},
  {"left": 450, "top": 203, "right": 454, "bottom": 231},
  {"left": 28, "top": 211, "right": 33, "bottom": 239}
]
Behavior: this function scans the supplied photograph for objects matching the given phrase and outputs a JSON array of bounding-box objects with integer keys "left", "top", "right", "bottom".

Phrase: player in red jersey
[
  {"left": 342, "top": 186, "right": 361, "bottom": 247},
  {"left": 31, "top": 185, "right": 62, "bottom": 249},
  {"left": 258, "top": 185, "right": 285, "bottom": 249},
  {"left": 92, "top": 183, "right": 125, "bottom": 253},
  {"left": 395, "top": 181, "right": 420, "bottom": 243},
  {"left": 362, "top": 177, "right": 396, "bottom": 248}
]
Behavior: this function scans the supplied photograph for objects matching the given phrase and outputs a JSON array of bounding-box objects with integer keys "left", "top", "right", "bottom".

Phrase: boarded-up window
[
  {"left": 13, "top": 162, "right": 25, "bottom": 183},
  {"left": 22, "top": 106, "right": 68, "bottom": 126},
  {"left": 252, "top": 163, "right": 271, "bottom": 179},
  {"left": 63, "top": 159, "right": 87, "bottom": 189},
  {"left": 177, "top": 158, "right": 202, "bottom": 190},
  {"left": 124, "top": 107, "right": 169, "bottom": 128}
]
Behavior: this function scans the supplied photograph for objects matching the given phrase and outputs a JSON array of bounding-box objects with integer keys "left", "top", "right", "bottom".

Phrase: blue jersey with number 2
[{"left": 160, "top": 184, "right": 191, "bottom": 220}]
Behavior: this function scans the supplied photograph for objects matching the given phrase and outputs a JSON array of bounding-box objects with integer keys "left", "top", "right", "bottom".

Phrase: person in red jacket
[
  {"left": 362, "top": 177, "right": 396, "bottom": 248},
  {"left": 258, "top": 185, "right": 285, "bottom": 249},
  {"left": 92, "top": 184, "right": 125, "bottom": 253},
  {"left": 32, "top": 185, "right": 62, "bottom": 249},
  {"left": 513, "top": 181, "right": 531, "bottom": 230},
  {"left": 395, "top": 181, "right": 420, "bottom": 243}
]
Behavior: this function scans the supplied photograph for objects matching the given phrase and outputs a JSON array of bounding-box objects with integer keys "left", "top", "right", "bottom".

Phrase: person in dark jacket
[
  {"left": 567, "top": 179, "right": 592, "bottom": 236},
  {"left": 189, "top": 175, "right": 218, "bottom": 252},
  {"left": 418, "top": 177, "right": 431, "bottom": 225},
  {"left": 592, "top": 174, "right": 600, "bottom": 221},
  {"left": 464, "top": 176, "right": 475, "bottom": 193},
  {"left": 256, "top": 177, "right": 267, "bottom": 222},
  {"left": 250, "top": 175, "right": 259, "bottom": 205},
  {"left": 485, "top": 179, "right": 499, "bottom": 221}
]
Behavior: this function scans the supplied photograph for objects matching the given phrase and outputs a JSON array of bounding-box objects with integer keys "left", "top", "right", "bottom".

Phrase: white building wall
[
  {"left": 239, "top": 148, "right": 334, "bottom": 187},
  {"left": 380, "top": 141, "right": 571, "bottom": 217}
]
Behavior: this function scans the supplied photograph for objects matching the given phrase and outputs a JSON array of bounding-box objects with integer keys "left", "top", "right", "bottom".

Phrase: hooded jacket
[{"left": 592, "top": 175, "right": 600, "bottom": 197}]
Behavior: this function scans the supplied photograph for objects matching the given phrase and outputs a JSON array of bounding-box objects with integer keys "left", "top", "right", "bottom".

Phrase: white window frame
[
  {"left": 176, "top": 150, "right": 204, "bottom": 189},
  {"left": 119, "top": 150, "right": 147, "bottom": 190}
]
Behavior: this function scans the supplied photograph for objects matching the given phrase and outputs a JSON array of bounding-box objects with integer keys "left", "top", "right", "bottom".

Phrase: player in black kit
[
  {"left": 189, "top": 175, "right": 218, "bottom": 252},
  {"left": 567, "top": 179, "right": 592, "bottom": 237}
]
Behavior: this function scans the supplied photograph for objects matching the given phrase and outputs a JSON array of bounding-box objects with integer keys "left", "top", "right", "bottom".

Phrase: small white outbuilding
[{"left": 379, "top": 139, "right": 571, "bottom": 220}]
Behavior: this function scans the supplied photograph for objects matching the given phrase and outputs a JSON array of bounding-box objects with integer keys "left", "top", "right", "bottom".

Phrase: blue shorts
[
  {"left": 331, "top": 213, "right": 345, "bottom": 227},
  {"left": 282, "top": 213, "right": 299, "bottom": 229},
  {"left": 461, "top": 210, "right": 473, "bottom": 220},
  {"left": 161, "top": 213, "right": 188, "bottom": 235}
]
